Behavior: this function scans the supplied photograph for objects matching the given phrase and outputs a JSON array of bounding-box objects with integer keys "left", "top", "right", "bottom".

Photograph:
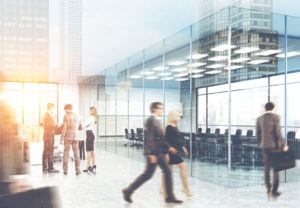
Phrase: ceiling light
[
  {"left": 205, "top": 70, "right": 222, "bottom": 75},
  {"left": 140, "top": 71, "right": 154, "bottom": 75},
  {"left": 161, "top": 77, "right": 174, "bottom": 81},
  {"left": 211, "top": 44, "right": 236, "bottom": 52},
  {"left": 129, "top": 75, "right": 142, "bottom": 79},
  {"left": 191, "top": 69, "right": 205, "bottom": 73},
  {"left": 192, "top": 74, "right": 204, "bottom": 78},
  {"left": 256, "top": 49, "right": 282, "bottom": 56},
  {"left": 157, "top": 72, "right": 172, "bottom": 76},
  {"left": 234, "top": 47, "right": 260, "bottom": 54},
  {"left": 224, "top": 65, "right": 243, "bottom": 70},
  {"left": 191, "top": 62, "right": 206, "bottom": 67},
  {"left": 231, "top": 57, "right": 250, "bottom": 63},
  {"left": 276, "top": 51, "right": 300, "bottom": 58},
  {"left": 207, "top": 64, "right": 225, "bottom": 69},
  {"left": 187, "top": 53, "right": 208, "bottom": 60},
  {"left": 174, "top": 72, "right": 189, "bottom": 77},
  {"left": 176, "top": 78, "right": 189, "bottom": 82},
  {"left": 208, "top": 56, "right": 227, "bottom": 62},
  {"left": 248, "top": 59, "right": 269, "bottom": 65},
  {"left": 168, "top": 61, "right": 187, "bottom": 66},
  {"left": 145, "top": 76, "right": 159, "bottom": 80},
  {"left": 171, "top": 67, "right": 187, "bottom": 72},
  {"left": 153, "top": 66, "right": 169, "bottom": 71}
]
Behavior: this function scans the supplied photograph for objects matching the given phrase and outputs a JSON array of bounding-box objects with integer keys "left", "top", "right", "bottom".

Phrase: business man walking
[
  {"left": 256, "top": 102, "right": 288, "bottom": 198},
  {"left": 122, "top": 102, "right": 182, "bottom": 204}
]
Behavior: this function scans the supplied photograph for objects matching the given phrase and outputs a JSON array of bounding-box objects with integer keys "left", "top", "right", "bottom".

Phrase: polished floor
[{"left": 27, "top": 146, "right": 300, "bottom": 208}]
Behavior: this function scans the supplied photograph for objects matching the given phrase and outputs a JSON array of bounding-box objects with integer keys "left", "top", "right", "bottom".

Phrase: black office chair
[
  {"left": 136, "top": 128, "right": 144, "bottom": 148},
  {"left": 205, "top": 128, "right": 211, "bottom": 134},
  {"left": 246, "top": 129, "right": 253, "bottom": 137},
  {"left": 287, "top": 131, "right": 296, "bottom": 156},
  {"left": 197, "top": 128, "right": 202, "bottom": 134},
  {"left": 214, "top": 128, "right": 220, "bottom": 136},
  {"left": 124, "top": 128, "right": 131, "bottom": 146},
  {"left": 130, "top": 129, "right": 137, "bottom": 147}
]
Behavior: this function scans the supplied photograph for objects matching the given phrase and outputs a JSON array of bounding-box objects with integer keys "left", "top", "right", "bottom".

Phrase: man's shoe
[
  {"left": 165, "top": 197, "right": 183, "bottom": 204},
  {"left": 48, "top": 169, "right": 59, "bottom": 173},
  {"left": 272, "top": 191, "right": 282, "bottom": 198},
  {"left": 42, "top": 169, "right": 48, "bottom": 174},
  {"left": 122, "top": 189, "right": 133, "bottom": 203},
  {"left": 76, "top": 171, "right": 81, "bottom": 176},
  {"left": 63, "top": 172, "right": 68, "bottom": 175}
]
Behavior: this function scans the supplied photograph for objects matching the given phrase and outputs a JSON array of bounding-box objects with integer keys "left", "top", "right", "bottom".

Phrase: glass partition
[{"left": 93, "top": 7, "right": 300, "bottom": 187}]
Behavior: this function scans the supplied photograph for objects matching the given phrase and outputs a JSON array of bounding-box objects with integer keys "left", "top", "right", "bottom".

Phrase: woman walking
[
  {"left": 83, "top": 107, "right": 97, "bottom": 174},
  {"left": 162, "top": 110, "right": 192, "bottom": 197}
]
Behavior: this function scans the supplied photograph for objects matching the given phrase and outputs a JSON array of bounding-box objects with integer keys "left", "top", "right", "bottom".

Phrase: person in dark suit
[
  {"left": 122, "top": 102, "right": 183, "bottom": 204},
  {"left": 42, "top": 103, "right": 59, "bottom": 174},
  {"left": 256, "top": 102, "right": 288, "bottom": 198},
  {"left": 0, "top": 100, "right": 28, "bottom": 195}
]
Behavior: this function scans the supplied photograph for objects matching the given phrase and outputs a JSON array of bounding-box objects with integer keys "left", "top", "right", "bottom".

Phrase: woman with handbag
[{"left": 83, "top": 107, "right": 97, "bottom": 174}]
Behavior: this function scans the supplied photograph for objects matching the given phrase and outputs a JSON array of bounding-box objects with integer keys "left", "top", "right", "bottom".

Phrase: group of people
[
  {"left": 42, "top": 103, "right": 97, "bottom": 176},
  {"left": 122, "top": 102, "right": 192, "bottom": 204},
  {"left": 122, "top": 101, "right": 289, "bottom": 204},
  {"left": 0, "top": 98, "right": 289, "bottom": 204}
]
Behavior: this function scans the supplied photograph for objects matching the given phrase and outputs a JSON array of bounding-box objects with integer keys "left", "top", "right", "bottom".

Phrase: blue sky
[{"left": 83, "top": 0, "right": 300, "bottom": 74}]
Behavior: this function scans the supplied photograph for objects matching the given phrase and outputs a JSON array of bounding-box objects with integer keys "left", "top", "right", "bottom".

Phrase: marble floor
[{"left": 26, "top": 149, "right": 300, "bottom": 208}]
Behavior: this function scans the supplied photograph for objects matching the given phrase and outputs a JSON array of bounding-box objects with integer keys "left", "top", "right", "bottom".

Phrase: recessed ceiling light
[
  {"left": 168, "top": 61, "right": 187, "bottom": 66},
  {"left": 276, "top": 51, "right": 300, "bottom": 58},
  {"left": 157, "top": 72, "right": 172, "bottom": 76},
  {"left": 207, "top": 64, "right": 225, "bottom": 69},
  {"left": 186, "top": 53, "right": 208, "bottom": 60},
  {"left": 256, "top": 49, "right": 282, "bottom": 56},
  {"left": 176, "top": 78, "right": 189, "bottom": 82},
  {"left": 191, "top": 69, "right": 205, "bottom": 73},
  {"left": 234, "top": 47, "right": 260, "bottom": 54},
  {"left": 140, "top": 71, "right": 154, "bottom": 75},
  {"left": 171, "top": 67, "right": 187, "bottom": 72},
  {"left": 129, "top": 75, "right": 142, "bottom": 79},
  {"left": 145, "top": 76, "right": 159, "bottom": 80},
  {"left": 231, "top": 57, "right": 250, "bottom": 63},
  {"left": 205, "top": 70, "right": 222, "bottom": 74},
  {"left": 174, "top": 72, "right": 189, "bottom": 77},
  {"left": 224, "top": 65, "right": 243, "bottom": 70},
  {"left": 192, "top": 74, "right": 204, "bottom": 78},
  {"left": 161, "top": 77, "right": 174, "bottom": 80},
  {"left": 248, "top": 59, "right": 269, "bottom": 65},
  {"left": 191, "top": 62, "right": 206, "bottom": 67},
  {"left": 211, "top": 44, "right": 237, "bottom": 52},
  {"left": 208, "top": 56, "right": 227, "bottom": 62}
]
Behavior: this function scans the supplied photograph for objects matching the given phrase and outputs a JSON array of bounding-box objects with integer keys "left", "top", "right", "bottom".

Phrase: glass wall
[{"left": 90, "top": 7, "right": 300, "bottom": 187}]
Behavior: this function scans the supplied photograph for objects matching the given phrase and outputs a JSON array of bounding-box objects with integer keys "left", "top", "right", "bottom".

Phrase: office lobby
[{"left": 1, "top": 1, "right": 300, "bottom": 207}]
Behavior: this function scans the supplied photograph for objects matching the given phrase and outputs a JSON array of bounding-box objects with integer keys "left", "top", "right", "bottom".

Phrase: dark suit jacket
[
  {"left": 256, "top": 112, "right": 285, "bottom": 150},
  {"left": 0, "top": 101, "right": 27, "bottom": 182},
  {"left": 43, "top": 112, "right": 55, "bottom": 139},
  {"left": 144, "top": 115, "right": 169, "bottom": 155}
]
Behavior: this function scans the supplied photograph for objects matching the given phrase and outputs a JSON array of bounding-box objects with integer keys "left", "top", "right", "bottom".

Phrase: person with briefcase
[{"left": 256, "top": 102, "right": 290, "bottom": 198}]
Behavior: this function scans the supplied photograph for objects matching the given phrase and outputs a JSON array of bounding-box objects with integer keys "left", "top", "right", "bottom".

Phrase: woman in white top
[{"left": 83, "top": 107, "right": 97, "bottom": 174}]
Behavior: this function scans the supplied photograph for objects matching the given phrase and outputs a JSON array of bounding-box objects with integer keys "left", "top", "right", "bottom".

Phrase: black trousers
[
  {"left": 79, "top": 141, "right": 85, "bottom": 160},
  {"left": 42, "top": 137, "right": 54, "bottom": 170},
  {"left": 263, "top": 149, "right": 279, "bottom": 192},
  {"left": 126, "top": 154, "right": 174, "bottom": 199}
]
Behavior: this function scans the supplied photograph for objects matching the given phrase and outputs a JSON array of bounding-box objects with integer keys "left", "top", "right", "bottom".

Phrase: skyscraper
[
  {"left": 57, "top": 0, "right": 82, "bottom": 84},
  {"left": 0, "top": 0, "right": 49, "bottom": 82}
]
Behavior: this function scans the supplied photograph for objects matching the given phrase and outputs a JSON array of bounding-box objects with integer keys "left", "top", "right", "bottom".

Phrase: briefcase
[
  {"left": 0, "top": 186, "right": 61, "bottom": 208},
  {"left": 269, "top": 150, "right": 296, "bottom": 171}
]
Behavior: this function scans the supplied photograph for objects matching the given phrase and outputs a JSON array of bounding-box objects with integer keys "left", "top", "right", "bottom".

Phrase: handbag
[{"left": 269, "top": 150, "right": 296, "bottom": 171}]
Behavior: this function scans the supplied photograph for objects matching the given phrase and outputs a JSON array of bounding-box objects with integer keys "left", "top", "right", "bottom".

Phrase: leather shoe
[
  {"left": 122, "top": 189, "right": 133, "bottom": 203},
  {"left": 165, "top": 197, "right": 183, "bottom": 204}
]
